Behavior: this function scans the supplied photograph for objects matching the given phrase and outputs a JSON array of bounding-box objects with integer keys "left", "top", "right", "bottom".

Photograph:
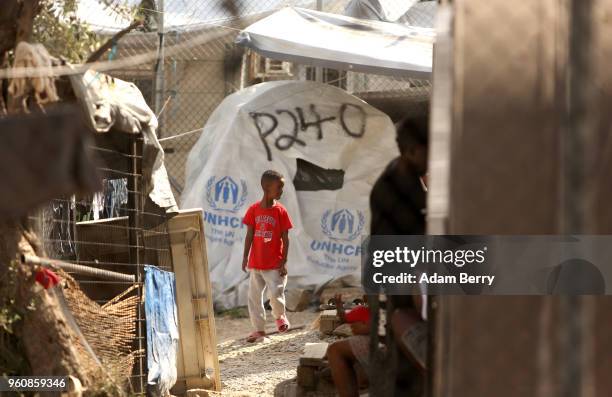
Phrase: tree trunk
[
  {"left": 0, "top": 221, "right": 92, "bottom": 383},
  {"left": 0, "top": 1, "right": 122, "bottom": 388},
  {"left": 0, "top": 0, "right": 43, "bottom": 59},
  {"left": 15, "top": 0, "right": 41, "bottom": 44},
  {"left": 0, "top": 0, "right": 100, "bottom": 383},
  {"left": 0, "top": 0, "right": 20, "bottom": 55}
]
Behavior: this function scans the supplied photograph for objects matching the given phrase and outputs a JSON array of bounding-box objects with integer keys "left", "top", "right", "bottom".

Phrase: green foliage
[
  {"left": 218, "top": 306, "right": 249, "bottom": 319},
  {"left": 0, "top": 261, "right": 29, "bottom": 376},
  {"left": 32, "top": 0, "right": 101, "bottom": 62},
  {"left": 0, "top": 261, "right": 20, "bottom": 334},
  {"left": 32, "top": 0, "right": 137, "bottom": 63}
]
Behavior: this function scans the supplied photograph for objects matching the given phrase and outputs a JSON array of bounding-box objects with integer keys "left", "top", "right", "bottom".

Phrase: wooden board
[
  {"left": 319, "top": 287, "right": 364, "bottom": 305},
  {"left": 168, "top": 209, "right": 221, "bottom": 394},
  {"left": 296, "top": 365, "right": 317, "bottom": 389},
  {"left": 319, "top": 311, "right": 340, "bottom": 335},
  {"left": 74, "top": 216, "right": 132, "bottom": 302},
  {"left": 299, "top": 342, "right": 329, "bottom": 367},
  {"left": 321, "top": 310, "right": 338, "bottom": 318},
  {"left": 76, "top": 216, "right": 130, "bottom": 258}
]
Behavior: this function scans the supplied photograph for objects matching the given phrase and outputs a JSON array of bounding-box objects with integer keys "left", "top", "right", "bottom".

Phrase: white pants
[{"left": 248, "top": 269, "right": 287, "bottom": 332}]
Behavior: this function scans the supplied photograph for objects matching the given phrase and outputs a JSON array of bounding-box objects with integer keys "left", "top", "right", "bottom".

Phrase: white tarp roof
[
  {"left": 344, "top": 0, "right": 437, "bottom": 28},
  {"left": 344, "top": 0, "right": 421, "bottom": 22},
  {"left": 236, "top": 7, "right": 434, "bottom": 79}
]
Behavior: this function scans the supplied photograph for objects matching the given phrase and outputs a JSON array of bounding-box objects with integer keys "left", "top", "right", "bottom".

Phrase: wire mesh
[
  {"left": 29, "top": 133, "right": 174, "bottom": 394},
  {"left": 56, "top": 1, "right": 612, "bottom": 397},
  {"left": 59, "top": 269, "right": 139, "bottom": 393},
  {"left": 12, "top": 0, "right": 435, "bottom": 393},
  {"left": 84, "top": 0, "right": 436, "bottom": 198}
]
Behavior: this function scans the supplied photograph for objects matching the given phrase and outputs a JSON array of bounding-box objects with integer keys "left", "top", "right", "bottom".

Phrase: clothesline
[{"left": 158, "top": 128, "right": 202, "bottom": 142}]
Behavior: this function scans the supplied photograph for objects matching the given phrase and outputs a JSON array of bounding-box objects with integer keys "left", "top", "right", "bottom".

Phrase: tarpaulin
[
  {"left": 344, "top": 0, "right": 420, "bottom": 22},
  {"left": 182, "top": 81, "right": 398, "bottom": 309},
  {"left": 344, "top": 0, "right": 437, "bottom": 28},
  {"left": 144, "top": 266, "right": 179, "bottom": 396},
  {"left": 236, "top": 7, "right": 434, "bottom": 79},
  {"left": 70, "top": 69, "right": 178, "bottom": 221}
]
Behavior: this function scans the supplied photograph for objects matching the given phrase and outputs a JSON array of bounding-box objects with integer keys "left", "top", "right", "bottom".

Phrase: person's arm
[
  {"left": 413, "top": 294, "right": 424, "bottom": 319},
  {"left": 242, "top": 226, "right": 254, "bottom": 272},
  {"left": 334, "top": 293, "right": 346, "bottom": 323},
  {"left": 279, "top": 230, "right": 289, "bottom": 276},
  {"left": 350, "top": 322, "right": 370, "bottom": 335}
]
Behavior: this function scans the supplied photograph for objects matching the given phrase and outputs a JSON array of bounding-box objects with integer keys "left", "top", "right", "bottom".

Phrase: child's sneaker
[
  {"left": 276, "top": 315, "right": 290, "bottom": 333},
  {"left": 246, "top": 331, "right": 266, "bottom": 343}
]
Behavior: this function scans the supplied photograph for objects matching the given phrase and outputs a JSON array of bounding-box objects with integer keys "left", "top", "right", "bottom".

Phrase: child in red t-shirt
[{"left": 242, "top": 170, "right": 293, "bottom": 343}]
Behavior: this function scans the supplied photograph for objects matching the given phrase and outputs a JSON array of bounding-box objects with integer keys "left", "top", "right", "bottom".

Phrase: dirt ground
[{"left": 210, "top": 309, "right": 339, "bottom": 397}]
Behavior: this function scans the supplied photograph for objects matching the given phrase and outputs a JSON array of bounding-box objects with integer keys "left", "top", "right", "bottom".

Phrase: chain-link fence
[
  {"left": 79, "top": 0, "right": 436, "bottom": 200},
  {"left": 0, "top": 1, "right": 435, "bottom": 393},
  {"left": 74, "top": 3, "right": 434, "bottom": 393},
  {"left": 26, "top": 131, "right": 175, "bottom": 394},
  {"left": 4, "top": 1, "right": 612, "bottom": 396}
]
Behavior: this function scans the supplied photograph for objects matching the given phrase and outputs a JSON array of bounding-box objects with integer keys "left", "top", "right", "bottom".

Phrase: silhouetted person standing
[
  {"left": 370, "top": 116, "right": 428, "bottom": 235},
  {"left": 367, "top": 116, "right": 429, "bottom": 397}
]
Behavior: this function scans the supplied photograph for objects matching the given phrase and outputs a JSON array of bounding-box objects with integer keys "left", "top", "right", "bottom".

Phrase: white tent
[
  {"left": 181, "top": 81, "right": 398, "bottom": 309},
  {"left": 236, "top": 7, "right": 435, "bottom": 79}
]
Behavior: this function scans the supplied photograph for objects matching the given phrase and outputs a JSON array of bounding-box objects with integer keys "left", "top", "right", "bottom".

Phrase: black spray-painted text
[{"left": 249, "top": 103, "right": 366, "bottom": 161}]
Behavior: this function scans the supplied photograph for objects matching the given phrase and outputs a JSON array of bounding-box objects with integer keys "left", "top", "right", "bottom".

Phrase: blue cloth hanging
[{"left": 144, "top": 265, "right": 179, "bottom": 396}]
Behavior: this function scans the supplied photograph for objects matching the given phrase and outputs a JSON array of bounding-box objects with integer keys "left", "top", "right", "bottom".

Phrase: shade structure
[{"left": 236, "top": 7, "right": 435, "bottom": 79}]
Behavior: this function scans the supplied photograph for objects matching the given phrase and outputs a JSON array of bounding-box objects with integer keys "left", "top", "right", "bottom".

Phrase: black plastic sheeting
[{"left": 293, "top": 158, "right": 345, "bottom": 191}]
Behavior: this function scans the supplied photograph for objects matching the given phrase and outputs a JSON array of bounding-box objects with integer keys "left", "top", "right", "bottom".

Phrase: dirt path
[{"left": 212, "top": 310, "right": 338, "bottom": 396}]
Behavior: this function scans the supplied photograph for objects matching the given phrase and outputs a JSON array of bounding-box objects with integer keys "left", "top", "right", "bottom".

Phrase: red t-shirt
[{"left": 243, "top": 201, "right": 293, "bottom": 270}]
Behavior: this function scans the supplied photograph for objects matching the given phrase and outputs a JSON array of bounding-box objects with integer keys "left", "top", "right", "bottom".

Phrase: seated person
[{"left": 326, "top": 295, "right": 372, "bottom": 397}]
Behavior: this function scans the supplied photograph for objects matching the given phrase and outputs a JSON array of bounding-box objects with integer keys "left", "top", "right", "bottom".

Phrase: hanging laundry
[
  {"left": 104, "top": 178, "right": 128, "bottom": 218},
  {"left": 92, "top": 192, "right": 104, "bottom": 221},
  {"left": 35, "top": 268, "right": 61, "bottom": 289},
  {"left": 47, "top": 200, "right": 75, "bottom": 259}
]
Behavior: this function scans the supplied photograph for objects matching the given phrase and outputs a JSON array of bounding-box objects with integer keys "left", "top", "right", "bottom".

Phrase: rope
[{"left": 158, "top": 127, "right": 202, "bottom": 142}]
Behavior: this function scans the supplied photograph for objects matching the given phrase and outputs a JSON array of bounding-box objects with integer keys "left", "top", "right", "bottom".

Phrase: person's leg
[
  {"left": 391, "top": 307, "right": 427, "bottom": 372},
  {"left": 261, "top": 269, "right": 287, "bottom": 321},
  {"left": 247, "top": 270, "right": 267, "bottom": 333},
  {"left": 327, "top": 340, "right": 360, "bottom": 397}
]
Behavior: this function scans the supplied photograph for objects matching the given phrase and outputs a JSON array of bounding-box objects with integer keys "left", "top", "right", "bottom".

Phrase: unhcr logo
[
  {"left": 321, "top": 209, "right": 365, "bottom": 241},
  {"left": 206, "top": 176, "right": 248, "bottom": 213}
]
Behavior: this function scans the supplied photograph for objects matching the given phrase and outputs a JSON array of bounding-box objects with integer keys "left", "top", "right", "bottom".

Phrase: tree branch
[{"left": 86, "top": 20, "right": 143, "bottom": 64}]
